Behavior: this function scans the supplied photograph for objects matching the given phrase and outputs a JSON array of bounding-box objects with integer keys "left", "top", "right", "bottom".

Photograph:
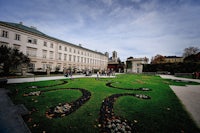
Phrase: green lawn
[{"left": 6, "top": 74, "right": 200, "bottom": 133}]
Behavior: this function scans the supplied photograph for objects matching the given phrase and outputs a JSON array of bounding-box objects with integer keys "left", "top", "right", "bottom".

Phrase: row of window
[
  {"left": 1, "top": 30, "right": 105, "bottom": 59},
  {"left": 57, "top": 53, "right": 106, "bottom": 65},
  {"left": 1, "top": 30, "right": 21, "bottom": 41},
  {"left": 31, "top": 62, "right": 101, "bottom": 71},
  {"left": 26, "top": 47, "right": 105, "bottom": 65},
  {"left": 0, "top": 41, "right": 106, "bottom": 65}
]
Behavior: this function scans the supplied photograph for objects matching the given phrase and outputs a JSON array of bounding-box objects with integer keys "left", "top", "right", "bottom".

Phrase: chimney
[
  {"left": 30, "top": 26, "right": 37, "bottom": 30},
  {"left": 19, "top": 22, "right": 23, "bottom": 25}
]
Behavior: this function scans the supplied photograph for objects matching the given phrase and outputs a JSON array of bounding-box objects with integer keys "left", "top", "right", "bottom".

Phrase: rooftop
[{"left": 0, "top": 21, "right": 106, "bottom": 56}]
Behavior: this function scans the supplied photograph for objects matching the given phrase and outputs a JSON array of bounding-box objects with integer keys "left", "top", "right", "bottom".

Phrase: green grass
[{"left": 6, "top": 74, "right": 200, "bottom": 133}]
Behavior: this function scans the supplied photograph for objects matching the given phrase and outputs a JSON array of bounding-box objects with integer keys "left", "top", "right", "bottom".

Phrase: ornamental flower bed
[
  {"left": 23, "top": 91, "right": 41, "bottom": 96},
  {"left": 99, "top": 93, "right": 151, "bottom": 133},
  {"left": 46, "top": 88, "right": 91, "bottom": 118}
]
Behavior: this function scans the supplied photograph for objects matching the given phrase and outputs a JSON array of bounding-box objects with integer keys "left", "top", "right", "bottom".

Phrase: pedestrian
[
  {"left": 70, "top": 70, "right": 73, "bottom": 80},
  {"left": 96, "top": 71, "right": 100, "bottom": 80}
]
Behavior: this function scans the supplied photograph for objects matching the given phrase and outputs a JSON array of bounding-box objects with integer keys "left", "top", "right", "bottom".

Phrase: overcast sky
[{"left": 0, "top": 0, "right": 200, "bottom": 61}]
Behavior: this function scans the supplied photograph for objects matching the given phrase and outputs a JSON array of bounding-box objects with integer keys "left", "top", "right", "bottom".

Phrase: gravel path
[
  {"left": 160, "top": 75, "right": 200, "bottom": 128},
  {"left": 7, "top": 74, "right": 115, "bottom": 84}
]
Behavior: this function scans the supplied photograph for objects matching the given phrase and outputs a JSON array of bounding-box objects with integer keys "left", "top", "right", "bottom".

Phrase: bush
[{"left": 143, "top": 63, "right": 200, "bottom": 74}]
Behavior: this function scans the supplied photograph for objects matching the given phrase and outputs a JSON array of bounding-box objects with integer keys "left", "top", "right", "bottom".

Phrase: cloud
[
  {"left": 1, "top": 0, "right": 200, "bottom": 61},
  {"left": 102, "top": 0, "right": 113, "bottom": 6}
]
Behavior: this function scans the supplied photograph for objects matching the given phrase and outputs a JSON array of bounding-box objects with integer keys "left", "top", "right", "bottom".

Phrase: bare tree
[{"left": 183, "top": 46, "right": 199, "bottom": 57}]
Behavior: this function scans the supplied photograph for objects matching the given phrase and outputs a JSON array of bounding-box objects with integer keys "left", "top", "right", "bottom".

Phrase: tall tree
[
  {"left": 0, "top": 45, "right": 30, "bottom": 75},
  {"left": 183, "top": 46, "right": 199, "bottom": 57},
  {"left": 184, "top": 52, "right": 200, "bottom": 62}
]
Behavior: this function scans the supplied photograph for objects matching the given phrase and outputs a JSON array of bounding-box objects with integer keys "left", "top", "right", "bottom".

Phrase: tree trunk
[{"left": 3, "top": 64, "right": 10, "bottom": 76}]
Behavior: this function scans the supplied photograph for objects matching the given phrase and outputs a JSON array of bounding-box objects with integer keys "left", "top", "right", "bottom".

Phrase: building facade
[
  {"left": 164, "top": 56, "right": 183, "bottom": 63},
  {"left": 107, "top": 51, "right": 125, "bottom": 73},
  {"left": 0, "top": 21, "right": 108, "bottom": 72},
  {"left": 126, "top": 57, "right": 149, "bottom": 73}
]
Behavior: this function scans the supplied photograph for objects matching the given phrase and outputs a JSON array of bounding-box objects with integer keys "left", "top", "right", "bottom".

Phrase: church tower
[{"left": 112, "top": 51, "right": 117, "bottom": 62}]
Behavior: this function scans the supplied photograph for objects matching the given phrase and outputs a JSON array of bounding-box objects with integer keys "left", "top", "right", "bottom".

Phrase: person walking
[{"left": 96, "top": 71, "right": 100, "bottom": 80}]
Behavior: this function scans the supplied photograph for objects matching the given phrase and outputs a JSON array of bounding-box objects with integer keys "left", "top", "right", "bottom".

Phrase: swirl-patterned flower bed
[
  {"left": 26, "top": 80, "right": 68, "bottom": 89},
  {"left": 8, "top": 74, "right": 200, "bottom": 133},
  {"left": 99, "top": 93, "right": 151, "bottom": 133},
  {"left": 45, "top": 88, "right": 91, "bottom": 118},
  {"left": 106, "top": 82, "right": 151, "bottom": 91}
]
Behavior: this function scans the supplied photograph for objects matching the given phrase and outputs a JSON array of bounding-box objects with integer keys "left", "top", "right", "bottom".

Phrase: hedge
[{"left": 143, "top": 63, "right": 200, "bottom": 74}]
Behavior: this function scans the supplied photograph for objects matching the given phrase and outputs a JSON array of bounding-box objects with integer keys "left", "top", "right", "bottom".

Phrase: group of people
[
  {"left": 64, "top": 69, "right": 116, "bottom": 80},
  {"left": 64, "top": 70, "right": 73, "bottom": 79},
  {"left": 97, "top": 69, "right": 116, "bottom": 76},
  {"left": 192, "top": 72, "right": 200, "bottom": 79}
]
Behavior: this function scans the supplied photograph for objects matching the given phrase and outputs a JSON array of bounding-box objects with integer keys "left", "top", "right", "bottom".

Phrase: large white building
[
  {"left": 0, "top": 21, "right": 108, "bottom": 72},
  {"left": 126, "top": 57, "right": 149, "bottom": 73}
]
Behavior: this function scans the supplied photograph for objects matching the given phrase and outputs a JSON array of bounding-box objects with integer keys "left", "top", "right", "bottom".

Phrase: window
[
  {"left": 42, "top": 50, "right": 47, "bottom": 58},
  {"left": 73, "top": 55, "right": 76, "bottom": 62},
  {"left": 42, "top": 63, "right": 47, "bottom": 70},
  {"left": 65, "top": 47, "right": 67, "bottom": 51},
  {"left": 15, "top": 34, "right": 20, "bottom": 41},
  {"left": 69, "top": 48, "right": 72, "bottom": 52},
  {"left": 2, "top": 30, "right": 8, "bottom": 38},
  {"left": 44, "top": 41, "right": 47, "bottom": 47},
  {"left": 26, "top": 47, "right": 37, "bottom": 57},
  {"left": 48, "top": 62, "right": 53, "bottom": 69},
  {"left": 137, "top": 68, "right": 140, "bottom": 73},
  {"left": 27, "top": 37, "right": 37, "bottom": 44},
  {"left": 50, "top": 43, "right": 54, "bottom": 48},
  {"left": 28, "top": 39, "right": 31, "bottom": 43},
  {"left": 77, "top": 56, "right": 80, "bottom": 62},
  {"left": 13, "top": 44, "right": 20, "bottom": 50},
  {"left": 74, "top": 49, "right": 76, "bottom": 53},
  {"left": 137, "top": 63, "right": 141, "bottom": 66},
  {"left": 69, "top": 55, "right": 72, "bottom": 61},
  {"left": 64, "top": 54, "right": 67, "bottom": 61},
  {"left": 59, "top": 45, "right": 62, "bottom": 50},
  {"left": 49, "top": 51, "right": 54, "bottom": 59},
  {"left": 0, "top": 41, "right": 9, "bottom": 47},
  {"left": 28, "top": 63, "right": 35, "bottom": 71},
  {"left": 58, "top": 53, "right": 62, "bottom": 60}
]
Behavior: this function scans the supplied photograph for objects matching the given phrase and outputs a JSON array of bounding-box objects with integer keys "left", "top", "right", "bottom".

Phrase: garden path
[
  {"left": 7, "top": 74, "right": 115, "bottom": 84},
  {"left": 160, "top": 75, "right": 200, "bottom": 128},
  {"left": 0, "top": 88, "right": 31, "bottom": 133}
]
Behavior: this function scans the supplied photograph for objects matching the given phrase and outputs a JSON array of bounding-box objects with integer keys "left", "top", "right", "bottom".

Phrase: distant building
[
  {"left": 0, "top": 21, "right": 108, "bottom": 72},
  {"left": 126, "top": 57, "right": 149, "bottom": 73},
  {"left": 107, "top": 51, "right": 125, "bottom": 72},
  {"left": 151, "top": 55, "right": 184, "bottom": 64},
  {"left": 164, "top": 56, "right": 183, "bottom": 63}
]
